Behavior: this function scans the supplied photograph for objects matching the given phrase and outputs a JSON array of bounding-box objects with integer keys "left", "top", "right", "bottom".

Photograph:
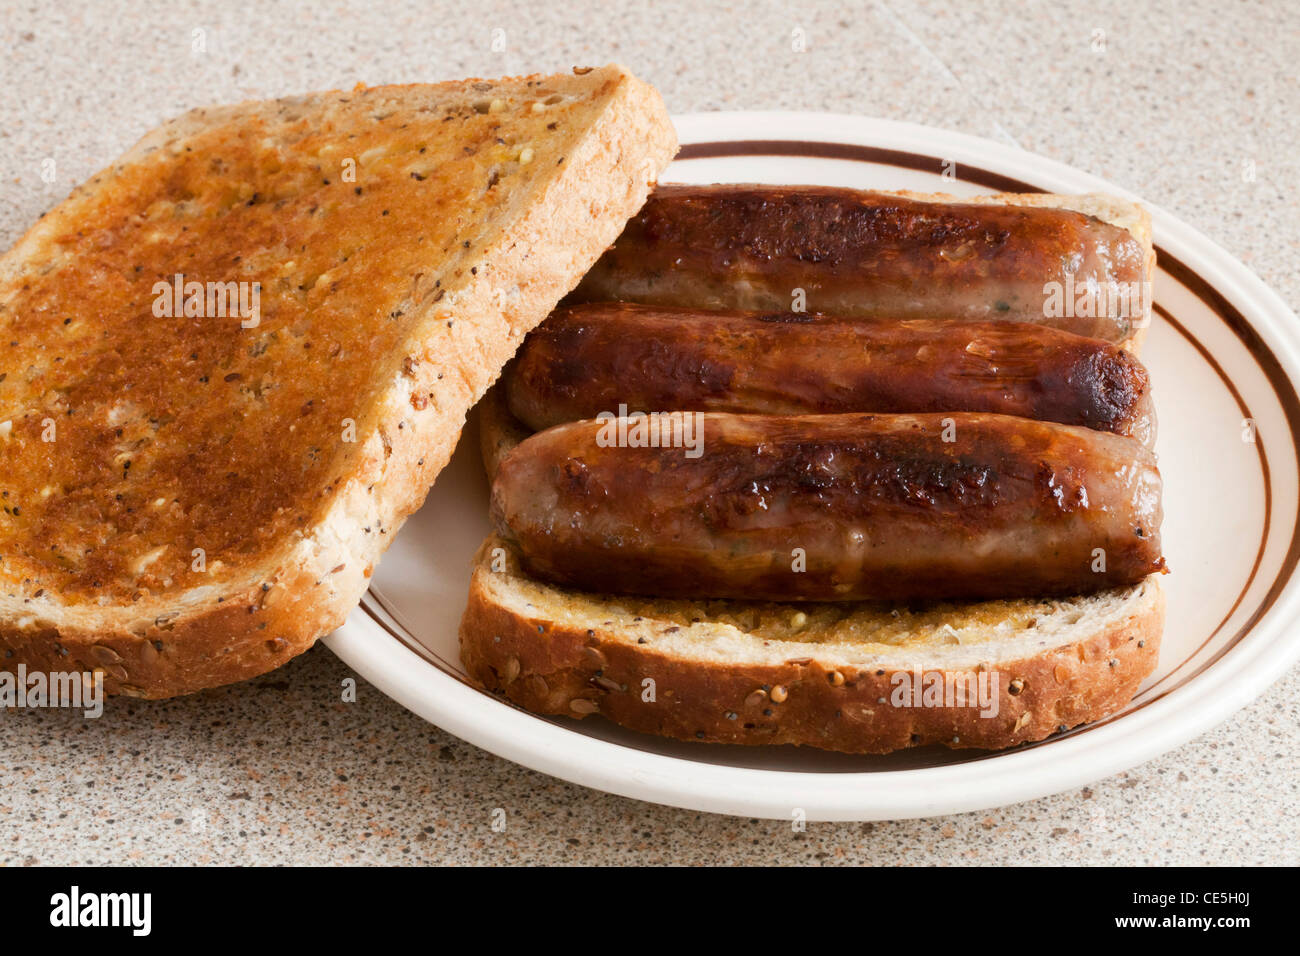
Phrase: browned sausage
[
  {"left": 568, "top": 185, "right": 1150, "bottom": 343},
  {"left": 491, "top": 412, "right": 1165, "bottom": 602},
  {"left": 505, "top": 303, "right": 1156, "bottom": 446}
]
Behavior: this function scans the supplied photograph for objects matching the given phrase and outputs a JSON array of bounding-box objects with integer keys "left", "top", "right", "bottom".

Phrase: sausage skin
[
  {"left": 568, "top": 184, "right": 1150, "bottom": 343},
  {"left": 491, "top": 412, "right": 1165, "bottom": 602},
  {"left": 505, "top": 303, "right": 1156, "bottom": 446}
]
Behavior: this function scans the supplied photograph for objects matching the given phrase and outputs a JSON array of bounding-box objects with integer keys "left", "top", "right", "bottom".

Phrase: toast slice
[
  {"left": 465, "top": 385, "right": 1163, "bottom": 753},
  {"left": 0, "top": 66, "right": 677, "bottom": 698},
  {"left": 460, "top": 535, "right": 1163, "bottom": 754}
]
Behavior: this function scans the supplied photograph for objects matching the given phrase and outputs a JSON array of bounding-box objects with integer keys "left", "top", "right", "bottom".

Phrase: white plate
[{"left": 325, "top": 112, "right": 1300, "bottom": 821}]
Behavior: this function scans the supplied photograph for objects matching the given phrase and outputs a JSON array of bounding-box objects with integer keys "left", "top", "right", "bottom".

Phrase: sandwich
[{"left": 460, "top": 184, "right": 1166, "bottom": 754}]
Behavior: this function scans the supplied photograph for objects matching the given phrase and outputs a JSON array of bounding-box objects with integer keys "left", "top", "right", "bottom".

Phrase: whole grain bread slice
[
  {"left": 0, "top": 65, "right": 677, "bottom": 698},
  {"left": 460, "top": 535, "right": 1163, "bottom": 754}
]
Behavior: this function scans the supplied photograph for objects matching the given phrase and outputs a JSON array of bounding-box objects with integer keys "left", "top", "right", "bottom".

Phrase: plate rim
[{"left": 325, "top": 110, "right": 1300, "bottom": 821}]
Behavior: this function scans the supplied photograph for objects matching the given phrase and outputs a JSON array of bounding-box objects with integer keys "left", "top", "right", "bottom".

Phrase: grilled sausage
[
  {"left": 491, "top": 412, "right": 1165, "bottom": 602},
  {"left": 505, "top": 303, "right": 1156, "bottom": 446},
  {"left": 568, "top": 184, "right": 1151, "bottom": 343}
]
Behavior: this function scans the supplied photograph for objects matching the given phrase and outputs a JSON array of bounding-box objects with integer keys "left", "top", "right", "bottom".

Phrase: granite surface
[{"left": 1, "top": 0, "right": 1297, "bottom": 865}]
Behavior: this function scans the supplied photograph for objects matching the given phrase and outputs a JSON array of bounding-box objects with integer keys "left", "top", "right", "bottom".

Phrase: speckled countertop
[{"left": 2, "top": 0, "right": 1297, "bottom": 865}]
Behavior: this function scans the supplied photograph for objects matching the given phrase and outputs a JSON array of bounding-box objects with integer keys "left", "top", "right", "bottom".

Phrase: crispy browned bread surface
[
  {"left": 460, "top": 535, "right": 1164, "bottom": 754},
  {"left": 0, "top": 66, "right": 677, "bottom": 697}
]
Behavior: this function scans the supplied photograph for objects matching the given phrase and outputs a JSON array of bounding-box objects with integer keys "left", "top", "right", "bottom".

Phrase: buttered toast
[
  {"left": 461, "top": 532, "right": 1162, "bottom": 754},
  {"left": 0, "top": 66, "right": 677, "bottom": 698}
]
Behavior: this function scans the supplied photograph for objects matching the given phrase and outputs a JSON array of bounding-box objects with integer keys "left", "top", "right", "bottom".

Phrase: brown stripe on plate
[
  {"left": 675, "top": 140, "right": 1042, "bottom": 193},
  {"left": 361, "top": 594, "right": 574, "bottom": 730}
]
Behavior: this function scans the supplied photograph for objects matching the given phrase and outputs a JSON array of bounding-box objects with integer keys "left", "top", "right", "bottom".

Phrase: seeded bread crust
[
  {"left": 479, "top": 374, "right": 537, "bottom": 483},
  {"left": 460, "top": 536, "right": 1164, "bottom": 754},
  {"left": 0, "top": 66, "right": 677, "bottom": 698}
]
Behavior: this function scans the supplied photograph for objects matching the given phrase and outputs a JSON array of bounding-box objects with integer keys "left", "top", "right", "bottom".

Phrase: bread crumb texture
[
  {"left": 0, "top": 66, "right": 677, "bottom": 696},
  {"left": 3, "top": 78, "right": 615, "bottom": 600},
  {"left": 459, "top": 536, "right": 1164, "bottom": 753}
]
